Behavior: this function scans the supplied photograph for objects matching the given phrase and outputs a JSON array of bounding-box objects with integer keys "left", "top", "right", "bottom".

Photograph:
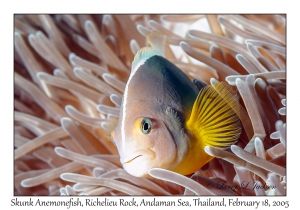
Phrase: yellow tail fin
[{"left": 186, "top": 82, "right": 241, "bottom": 150}]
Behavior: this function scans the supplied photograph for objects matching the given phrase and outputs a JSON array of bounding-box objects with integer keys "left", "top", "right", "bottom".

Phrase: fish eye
[{"left": 141, "top": 118, "right": 152, "bottom": 134}]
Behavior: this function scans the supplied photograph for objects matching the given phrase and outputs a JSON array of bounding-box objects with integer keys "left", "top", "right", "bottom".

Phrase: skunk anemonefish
[{"left": 111, "top": 32, "right": 241, "bottom": 177}]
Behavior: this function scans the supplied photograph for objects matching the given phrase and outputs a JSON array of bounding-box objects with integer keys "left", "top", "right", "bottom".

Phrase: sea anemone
[{"left": 14, "top": 14, "right": 286, "bottom": 196}]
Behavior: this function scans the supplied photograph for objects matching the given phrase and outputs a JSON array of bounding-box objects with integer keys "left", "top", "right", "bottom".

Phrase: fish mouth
[
  {"left": 123, "top": 155, "right": 142, "bottom": 164},
  {"left": 120, "top": 148, "right": 156, "bottom": 165}
]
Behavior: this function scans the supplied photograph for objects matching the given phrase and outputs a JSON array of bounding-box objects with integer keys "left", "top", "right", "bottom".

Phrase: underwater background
[{"left": 13, "top": 14, "right": 286, "bottom": 196}]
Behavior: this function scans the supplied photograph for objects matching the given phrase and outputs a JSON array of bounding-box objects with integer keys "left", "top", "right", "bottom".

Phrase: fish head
[{"left": 112, "top": 100, "right": 179, "bottom": 177}]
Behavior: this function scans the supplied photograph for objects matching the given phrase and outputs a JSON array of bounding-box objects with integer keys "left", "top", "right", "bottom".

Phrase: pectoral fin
[{"left": 186, "top": 82, "right": 241, "bottom": 150}]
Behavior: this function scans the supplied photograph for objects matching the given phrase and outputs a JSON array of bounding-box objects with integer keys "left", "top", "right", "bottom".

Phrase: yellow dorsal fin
[
  {"left": 186, "top": 82, "right": 241, "bottom": 150},
  {"left": 131, "top": 32, "right": 165, "bottom": 74}
]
